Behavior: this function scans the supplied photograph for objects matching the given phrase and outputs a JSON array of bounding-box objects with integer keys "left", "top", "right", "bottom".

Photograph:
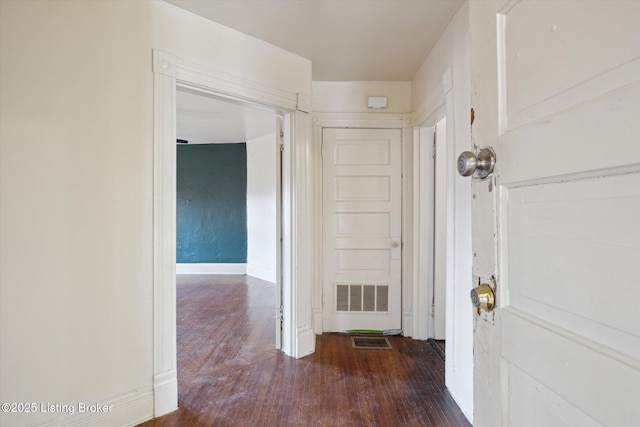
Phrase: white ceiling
[
  {"left": 173, "top": 1, "right": 463, "bottom": 143},
  {"left": 177, "top": 89, "right": 276, "bottom": 144},
  {"left": 165, "top": 0, "right": 464, "bottom": 81}
]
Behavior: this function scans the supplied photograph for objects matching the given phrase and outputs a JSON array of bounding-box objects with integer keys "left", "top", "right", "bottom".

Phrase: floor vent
[{"left": 351, "top": 336, "right": 392, "bottom": 350}]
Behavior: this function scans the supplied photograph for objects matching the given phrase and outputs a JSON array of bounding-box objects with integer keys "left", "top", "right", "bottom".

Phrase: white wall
[
  {"left": 313, "top": 81, "right": 411, "bottom": 113},
  {"left": 151, "top": 2, "right": 310, "bottom": 96},
  {"left": 247, "top": 133, "right": 278, "bottom": 283},
  {"left": 0, "top": 1, "right": 310, "bottom": 426},
  {"left": 412, "top": 2, "right": 468, "bottom": 117},
  {"left": 411, "top": 1, "right": 473, "bottom": 422}
]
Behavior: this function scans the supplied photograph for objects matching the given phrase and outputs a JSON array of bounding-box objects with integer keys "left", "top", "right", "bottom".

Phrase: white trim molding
[
  {"left": 40, "top": 389, "right": 153, "bottom": 427},
  {"left": 152, "top": 49, "right": 178, "bottom": 418},
  {"left": 152, "top": 370, "right": 177, "bottom": 421},
  {"left": 176, "top": 58, "right": 298, "bottom": 112},
  {"left": 176, "top": 263, "right": 247, "bottom": 275},
  {"left": 412, "top": 80, "right": 446, "bottom": 128},
  {"left": 401, "top": 125, "right": 415, "bottom": 338},
  {"left": 411, "top": 125, "right": 434, "bottom": 341},
  {"left": 152, "top": 49, "right": 314, "bottom": 418},
  {"left": 311, "top": 118, "right": 324, "bottom": 335},
  {"left": 281, "top": 111, "right": 315, "bottom": 358},
  {"left": 411, "top": 67, "right": 456, "bottom": 343},
  {"left": 412, "top": 65, "right": 474, "bottom": 418},
  {"left": 312, "top": 112, "right": 411, "bottom": 129}
]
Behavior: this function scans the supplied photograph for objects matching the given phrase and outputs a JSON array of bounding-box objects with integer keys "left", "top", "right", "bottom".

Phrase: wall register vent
[{"left": 336, "top": 284, "right": 389, "bottom": 312}]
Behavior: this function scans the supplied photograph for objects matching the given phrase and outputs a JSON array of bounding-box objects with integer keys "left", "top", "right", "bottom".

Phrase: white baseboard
[
  {"left": 37, "top": 388, "right": 154, "bottom": 427},
  {"left": 246, "top": 264, "right": 276, "bottom": 283},
  {"left": 176, "top": 263, "right": 247, "bottom": 275},
  {"left": 403, "top": 313, "right": 414, "bottom": 338},
  {"left": 312, "top": 308, "right": 323, "bottom": 335},
  {"left": 153, "top": 369, "right": 178, "bottom": 418},
  {"left": 447, "top": 367, "right": 474, "bottom": 424},
  {"left": 296, "top": 326, "right": 316, "bottom": 359}
]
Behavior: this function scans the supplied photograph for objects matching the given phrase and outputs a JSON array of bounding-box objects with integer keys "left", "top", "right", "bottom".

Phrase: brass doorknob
[{"left": 470, "top": 284, "right": 495, "bottom": 312}]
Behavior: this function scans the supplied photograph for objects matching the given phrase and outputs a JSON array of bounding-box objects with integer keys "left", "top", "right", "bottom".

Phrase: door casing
[
  {"left": 412, "top": 65, "right": 474, "bottom": 420},
  {"left": 152, "top": 49, "right": 314, "bottom": 417}
]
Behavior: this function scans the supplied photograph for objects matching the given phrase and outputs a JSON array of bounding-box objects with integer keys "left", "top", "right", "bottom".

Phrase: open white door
[
  {"left": 322, "top": 128, "right": 402, "bottom": 332},
  {"left": 470, "top": 1, "right": 640, "bottom": 426}
]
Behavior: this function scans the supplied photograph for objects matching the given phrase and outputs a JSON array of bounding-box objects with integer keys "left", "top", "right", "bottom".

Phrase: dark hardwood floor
[{"left": 139, "top": 275, "right": 470, "bottom": 427}]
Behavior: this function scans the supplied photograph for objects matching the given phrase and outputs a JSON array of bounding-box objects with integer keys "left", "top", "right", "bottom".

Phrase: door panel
[
  {"left": 502, "top": 310, "right": 640, "bottom": 426},
  {"left": 472, "top": 1, "right": 640, "bottom": 425},
  {"left": 337, "top": 213, "right": 389, "bottom": 236},
  {"left": 506, "top": 362, "right": 602, "bottom": 427},
  {"left": 323, "top": 128, "right": 402, "bottom": 332},
  {"left": 507, "top": 175, "right": 640, "bottom": 341},
  {"left": 335, "top": 176, "right": 390, "bottom": 201},
  {"left": 504, "top": 1, "right": 640, "bottom": 129}
]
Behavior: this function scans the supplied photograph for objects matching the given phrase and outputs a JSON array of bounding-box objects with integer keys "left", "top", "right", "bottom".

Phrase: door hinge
[
  {"left": 431, "top": 303, "right": 436, "bottom": 319},
  {"left": 279, "top": 129, "right": 284, "bottom": 152},
  {"left": 278, "top": 305, "right": 284, "bottom": 323},
  {"left": 433, "top": 123, "right": 438, "bottom": 159}
]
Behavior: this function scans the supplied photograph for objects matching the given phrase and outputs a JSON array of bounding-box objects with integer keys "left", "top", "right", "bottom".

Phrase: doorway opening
[
  {"left": 415, "top": 118, "right": 448, "bottom": 345},
  {"left": 152, "top": 50, "right": 315, "bottom": 417},
  {"left": 416, "top": 110, "right": 473, "bottom": 415},
  {"left": 429, "top": 117, "right": 447, "bottom": 358},
  {"left": 175, "top": 87, "right": 283, "bottom": 386},
  {"left": 432, "top": 119, "right": 447, "bottom": 339}
]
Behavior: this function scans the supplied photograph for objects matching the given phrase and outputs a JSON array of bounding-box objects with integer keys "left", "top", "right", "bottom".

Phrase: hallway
[{"left": 139, "top": 275, "right": 470, "bottom": 426}]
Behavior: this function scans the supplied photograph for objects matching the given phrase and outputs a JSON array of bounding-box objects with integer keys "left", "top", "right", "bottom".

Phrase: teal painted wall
[{"left": 176, "top": 144, "right": 247, "bottom": 263}]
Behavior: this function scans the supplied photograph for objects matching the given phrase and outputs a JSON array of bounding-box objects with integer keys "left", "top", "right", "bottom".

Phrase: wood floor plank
[{"left": 138, "top": 275, "right": 470, "bottom": 427}]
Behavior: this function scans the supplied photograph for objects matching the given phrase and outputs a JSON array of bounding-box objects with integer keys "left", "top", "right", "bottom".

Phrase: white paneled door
[
  {"left": 474, "top": 1, "right": 640, "bottom": 426},
  {"left": 322, "top": 128, "right": 402, "bottom": 332}
]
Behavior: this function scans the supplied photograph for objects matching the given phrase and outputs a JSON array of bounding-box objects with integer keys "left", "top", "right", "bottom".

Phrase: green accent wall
[{"left": 176, "top": 144, "right": 247, "bottom": 263}]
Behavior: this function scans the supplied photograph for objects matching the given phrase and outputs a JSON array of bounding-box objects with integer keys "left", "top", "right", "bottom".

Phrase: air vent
[
  {"left": 351, "top": 336, "right": 392, "bottom": 350},
  {"left": 336, "top": 284, "right": 389, "bottom": 312}
]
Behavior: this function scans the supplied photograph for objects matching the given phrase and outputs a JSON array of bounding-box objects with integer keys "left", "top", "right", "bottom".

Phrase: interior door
[
  {"left": 322, "top": 128, "right": 402, "bottom": 332},
  {"left": 472, "top": 1, "right": 640, "bottom": 426}
]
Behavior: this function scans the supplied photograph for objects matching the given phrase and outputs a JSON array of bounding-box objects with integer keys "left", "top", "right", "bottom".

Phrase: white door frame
[
  {"left": 413, "top": 119, "right": 452, "bottom": 340},
  {"left": 412, "top": 67, "right": 474, "bottom": 420},
  {"left": 412, "top": 75, "right": 448, "bottom": 342},
  {"left": 311, "top": 113, "right": 414, "bottom": 335},
  {"left": 152, "top": 50, "right": 315, "bottom": 417}
]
